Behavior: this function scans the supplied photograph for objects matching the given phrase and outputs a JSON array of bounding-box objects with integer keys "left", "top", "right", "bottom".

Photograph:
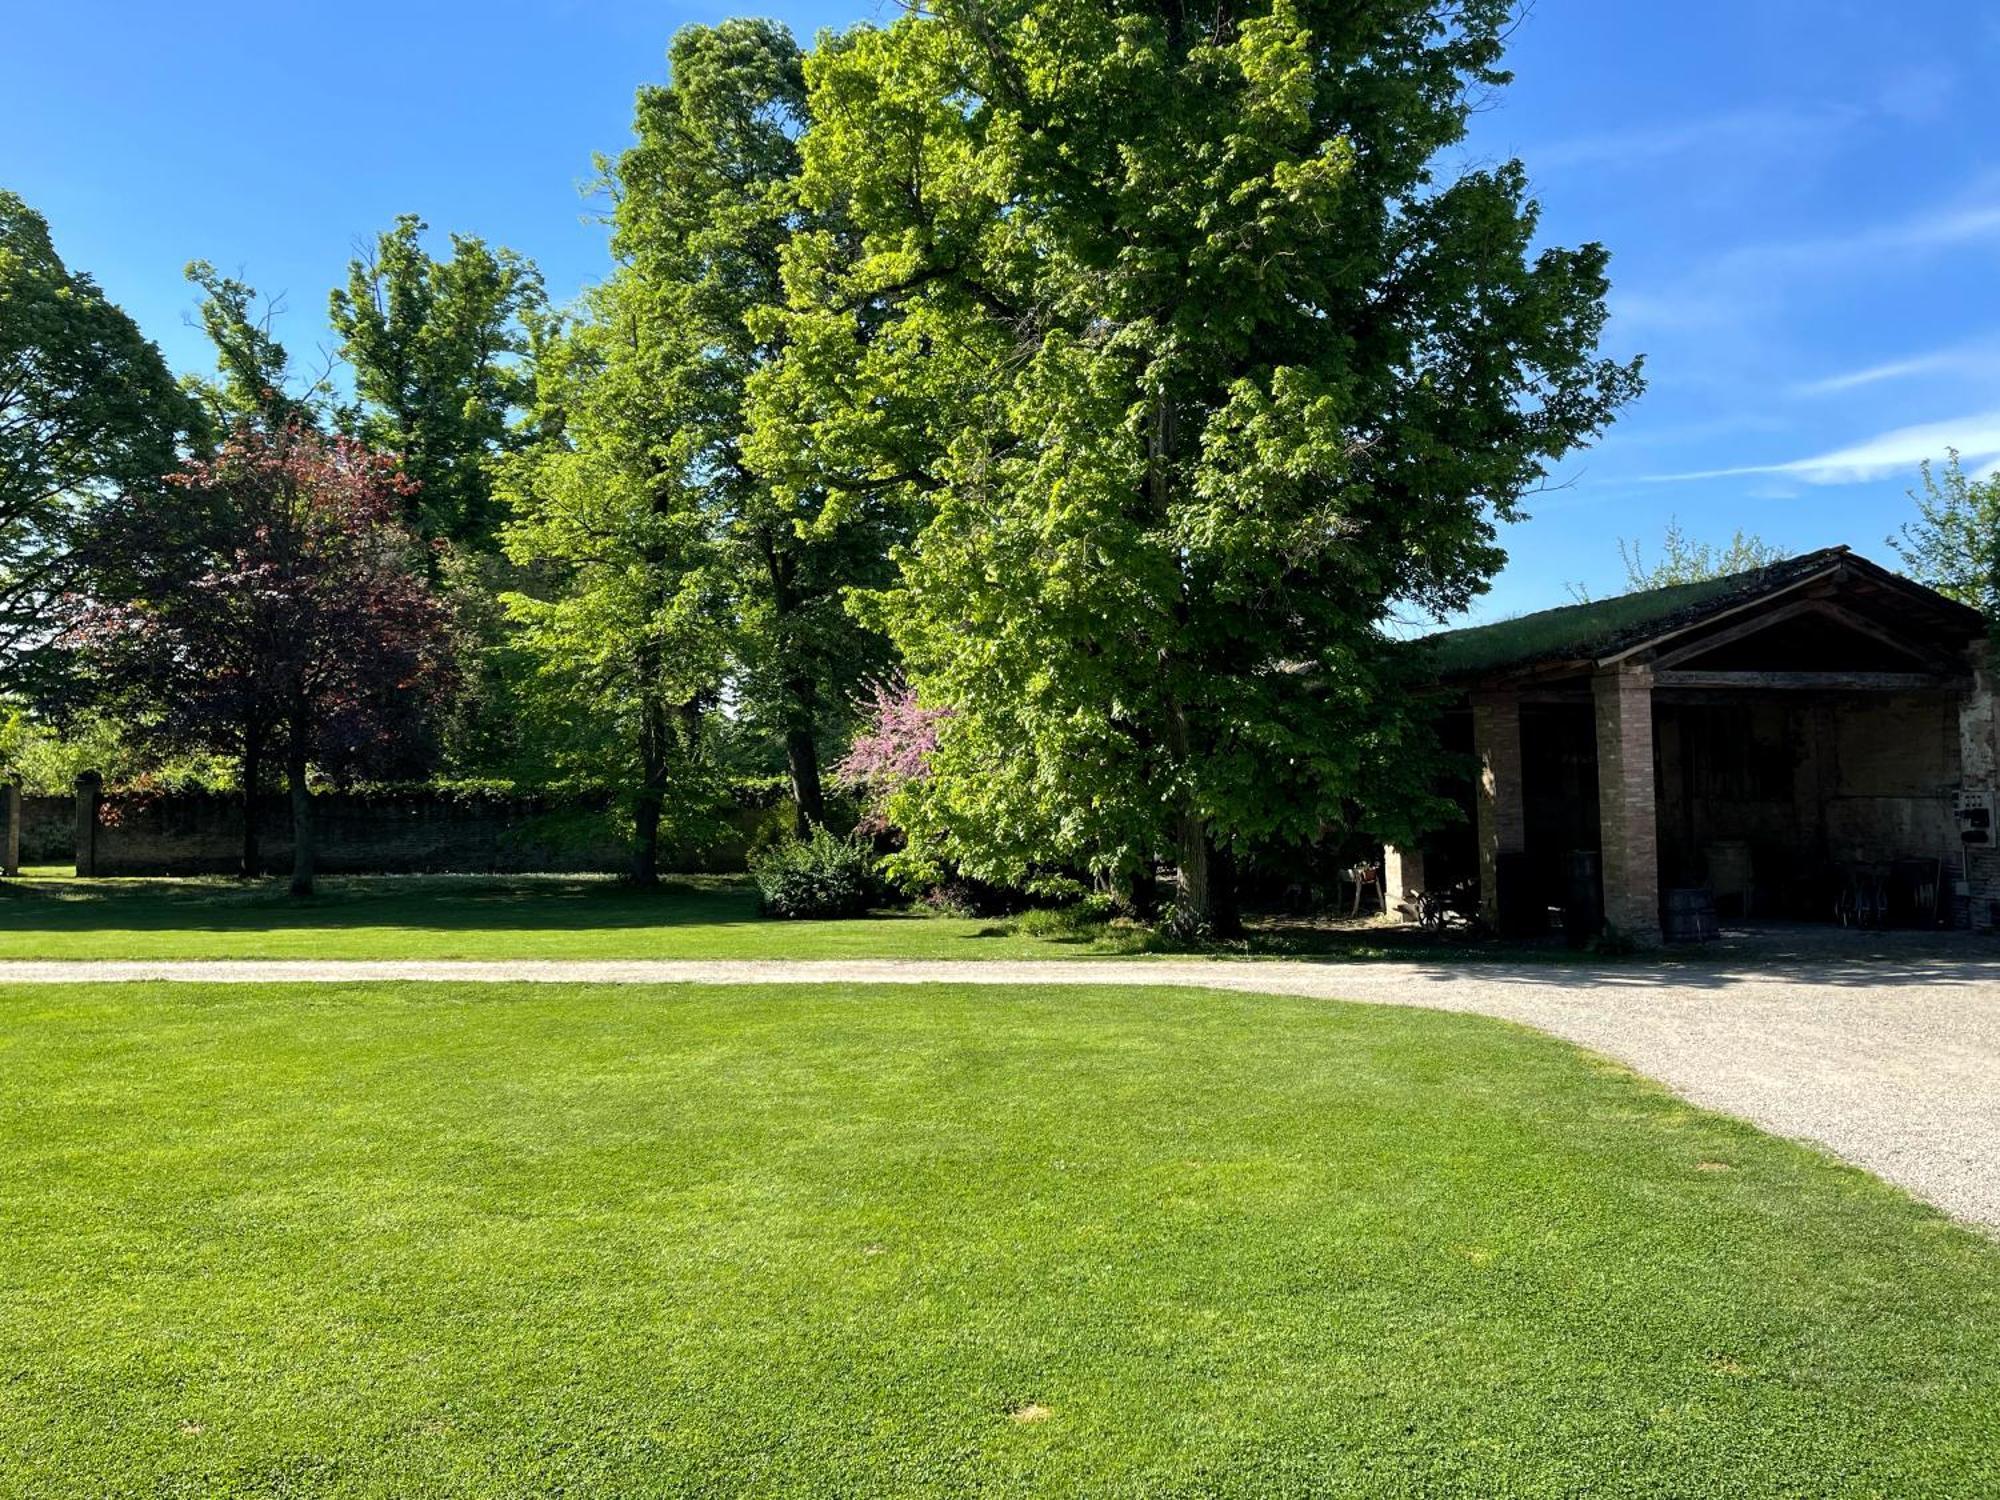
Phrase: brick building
[{"left": 1384, "top": 547, "right": 1996, "bottom": 942}]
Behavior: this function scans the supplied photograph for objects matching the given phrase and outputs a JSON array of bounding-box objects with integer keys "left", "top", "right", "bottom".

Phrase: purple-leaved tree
[{"left": 64, "top": 425, "right": 457, "bottom": 893}]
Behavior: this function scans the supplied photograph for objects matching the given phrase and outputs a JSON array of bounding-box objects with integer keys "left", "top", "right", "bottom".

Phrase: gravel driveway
[{"left": 6, "top": 954, "right": 1999, "bottom": 1231}]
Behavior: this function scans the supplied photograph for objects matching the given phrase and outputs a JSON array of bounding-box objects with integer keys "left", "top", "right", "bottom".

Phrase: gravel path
[{"left": 6, "top": 955, "right": 2000, "bottom": 1231}]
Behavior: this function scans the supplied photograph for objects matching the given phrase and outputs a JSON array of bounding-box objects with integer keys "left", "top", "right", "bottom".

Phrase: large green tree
[
  {"left": 609, "top": 19, "right": 906, "bottom": 835},
  {"left": 496, "top": 277, "right": 731, "bottom": 886},
  {"left": 328, "top": 216, "right": 544, "bottom": 545},
  {"left": 329, "top": 217, "right": 548, "bottom": 775},
  {"left": 0, "top": 191, "right": 195, "bottom": 660},
  {"left": 766, "top": 0, "right": 1641, "bottom": 928}
]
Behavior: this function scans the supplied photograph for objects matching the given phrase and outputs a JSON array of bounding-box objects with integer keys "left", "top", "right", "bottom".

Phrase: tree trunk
[
  {"left": 630, "top": 685, "right": 668, "bottom": 888},
  {"left": 1175, "top": 808, "right": 1212, "bottom": 924},
  {"left": 631, "top": 788, "right": 662, "bottom": 887},
  {"left": 1169, "top": 820, "right": 1243, "bottom": 937},
  {"left": 1207, "top": 833, "right": 1242, "bottom": 938},
  {"left": 762, "top": 536, "right": 826, "bottom": 838},
  {"left": 785, "top": 717, "right": 825, "bottom": 837},
  {"left": 240, "top": 719, "right": 263, "bottom": 879},
  {"left": 287, "top": 739, "right": 314, "bottom": 899}
]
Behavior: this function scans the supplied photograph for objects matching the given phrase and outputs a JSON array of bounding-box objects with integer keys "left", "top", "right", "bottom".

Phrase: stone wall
[
  {"left": 68, "top": 788, "right": 790, "bottom": 877},
  {"left": 19, "top": 796, "right": 71, "bottom": 865}
]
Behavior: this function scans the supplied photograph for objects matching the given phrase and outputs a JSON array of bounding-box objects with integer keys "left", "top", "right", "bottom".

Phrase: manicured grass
[
  {"left": 2, "top": 981, "right": 1996, "bottom": 1495},
  {"left": 0, "top": 873, "right": 1466, "bottom": 962},
  {"left": 0, "top": 873, "right": 1086, "bottom": 961}
]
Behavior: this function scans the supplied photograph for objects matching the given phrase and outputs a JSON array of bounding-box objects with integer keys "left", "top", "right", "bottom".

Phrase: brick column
[
  {"left": 1593, "top": 666, "right": 1660, "bottom": 942},
  {"left": 3, "top": 776, "right": 19, "bottom": 877},
  {"left": 74, "top": 771, "right": 102, "bottom": 878},
  {"left": 1382, "top": 843, "right": 1426, "bottom": 923},
  {"left": 1472, "top": 694, "right": 1525, "bottom": 927}
]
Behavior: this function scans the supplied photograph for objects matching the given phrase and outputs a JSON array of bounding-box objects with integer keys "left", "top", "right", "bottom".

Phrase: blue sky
[{"left": 4, "top": 0, "right": 1997, "bottom": 622}]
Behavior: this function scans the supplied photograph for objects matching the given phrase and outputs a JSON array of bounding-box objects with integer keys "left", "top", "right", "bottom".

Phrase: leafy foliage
[
  {"left": 181, "top": 260, "right": 326, "bottom": 431},
  {"left": 495, "top": 271, "right": 731, "bottom": 885},
  {"left": 1618, "top": 518, "right": 1784, "bottom": 591},
  {"left": 329, "top": 216, "right": 545, "bottom": 545},
  {"left": 748, "top": 824, "right": 880, "bottom": 918},
  {"left": 604, "top": 20, "right": 904, "bottom": 833},
  {"left": 64, "top": 425, "right": 457, "bottom": 890},
  {"left": 1890, "top": 451, "right": 2000, "bottom": 619},
  {"left": 0, "top": 191, "right": 196, "bottom": 659},
  {"left": 758, "top": 0, "right": 1641, "bottom": 925}
]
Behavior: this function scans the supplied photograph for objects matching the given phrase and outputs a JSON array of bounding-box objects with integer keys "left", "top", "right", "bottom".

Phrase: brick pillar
[
  {"left": 1382, "top": 843, "right": 1426, "bottom": 923},
  {"left": 1472, "top": 694, "right": 1525, "bottom": 927},
  {"left": 74, "top": 771, "right": 102, "bottom": 878},
  {"left": 3, "top": 776, "right": 19, "bottom": 877},
  {"left": 1594, "top": 666, "right": 1660, "bottom": 943}
]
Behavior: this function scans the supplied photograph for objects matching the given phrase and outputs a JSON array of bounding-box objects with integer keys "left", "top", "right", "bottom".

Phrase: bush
[
  {"left": 1009, "top": 895, "right": 1119, "bottom": 940},
  {"left": 918, "top": 877, "right": 1029, "bottom": 919},
  {"left": 750, "top": 827, "right": 881, "bottom": 919},
  {"left": 1159, "top": 900, "right": 1215, "bottom": 947}
]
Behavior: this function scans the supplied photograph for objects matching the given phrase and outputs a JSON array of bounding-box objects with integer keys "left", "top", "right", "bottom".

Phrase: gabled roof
[{"left": 1427, "top": 546, "right": 1985, "bottom": 683}]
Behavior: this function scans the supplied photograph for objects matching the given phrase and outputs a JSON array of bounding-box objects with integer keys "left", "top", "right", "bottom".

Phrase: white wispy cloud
[
  {"left": 1794, "top": 352, "right": 1966, "bottom": 396},
  {"left": 1716, "top": 203, "right": 2000, "bottom": 280},
  {"left": 1531, "top": 68, "right": 1958, "bottom": 176},
  {"left": 1530, "top": 104, "right": 1850, "bottom": 174},
  {"left": 1645, "top": 411, "right": 2000, "bottom": 486},
  {"left": 1793, "top": 341, "right": 2000, "bottom": 397},
  {"left": 1607, "top": 200, "right": 2000, "bottom": 339}
]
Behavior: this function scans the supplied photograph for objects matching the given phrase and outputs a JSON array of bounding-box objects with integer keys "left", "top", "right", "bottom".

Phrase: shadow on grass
[
  {"left": 0, "top": 873, "right": 816, "bottom": 937},
  {"left": 8, "top": 874, "right": 2000, "bottom": 984}
]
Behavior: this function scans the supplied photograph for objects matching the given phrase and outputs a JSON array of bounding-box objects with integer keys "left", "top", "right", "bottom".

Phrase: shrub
[
  {"left": 1159, "top": 900, "right": 1215, "bottom": 947},
  {"left": 918, "top": 877, "right": 1028, "bottom": 919},
  {"left": 750, "top": 827, "right": 880, "bottom": 919},
  {"left": 1009, "top": 896, "right": 1119, "bottom": 940}
]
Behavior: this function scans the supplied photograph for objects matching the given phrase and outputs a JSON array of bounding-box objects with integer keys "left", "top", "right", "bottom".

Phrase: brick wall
[
  {"left": 68, "top": 789, "right": 790, "bottom": 877},
  {"left": 19, "top": 796, "right": 71, "bottom": 864}
]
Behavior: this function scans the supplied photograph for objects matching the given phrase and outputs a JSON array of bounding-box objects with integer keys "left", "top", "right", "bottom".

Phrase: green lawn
[
  {"left": 0, "top": 872, "right": 1091, "bottom": 960},
  {"left": 0, "top": 872, "right": 1458, "bottom": 962},
  {"left": 2, "top": 981, "right": 1995, "bottom": 1496}
]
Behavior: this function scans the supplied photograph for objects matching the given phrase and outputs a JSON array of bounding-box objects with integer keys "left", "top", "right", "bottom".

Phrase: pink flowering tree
[{"left": 834, "top": 677, "right": 951, "bottom": 834}]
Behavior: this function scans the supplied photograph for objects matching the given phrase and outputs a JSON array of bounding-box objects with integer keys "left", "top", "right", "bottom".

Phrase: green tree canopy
[
  {"left": 181, "top": 260, "right": 324, "bottom": 432},
  {"left": 1891, "top": 452, "right": 2000, "bottom": 620},
  {"left": 0, "top": 191, "right": 195, "bottom": 658},
  {"left": 760, "top": 0, "right": 1642, "bottom": 927},
  {"left": 1618, "top": 518, "right": 1783, "bottom": 592},
  {"left": 607, "top": 18, "right": 904, "bottom": 833},
  {"left": 496, "top": 273, "right": 732, "bottom": 885},
  {"left": 329, "top": 216, "right": 544, "bottom": 545}
]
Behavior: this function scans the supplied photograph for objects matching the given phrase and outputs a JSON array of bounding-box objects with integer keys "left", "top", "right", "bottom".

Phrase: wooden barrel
[{"left": 1663, "top": 887, "right": 1719, "bottom": 943}]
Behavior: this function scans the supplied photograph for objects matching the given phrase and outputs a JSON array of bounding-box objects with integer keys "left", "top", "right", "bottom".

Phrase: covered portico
[{"left": 1387, "top": 548, "right": 1994, "bottom": 942}]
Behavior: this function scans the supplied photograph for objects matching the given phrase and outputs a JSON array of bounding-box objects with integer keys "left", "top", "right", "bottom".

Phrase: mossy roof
[{"left": 1425, "top": 547, "right": 1854, "bottom": 680}]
